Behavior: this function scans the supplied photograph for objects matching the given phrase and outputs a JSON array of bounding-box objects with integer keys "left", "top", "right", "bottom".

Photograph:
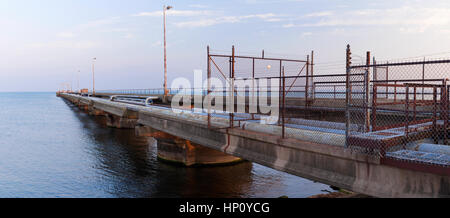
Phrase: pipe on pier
[{"left": 414, "top": 143, "right": 450, "bottom": 155}]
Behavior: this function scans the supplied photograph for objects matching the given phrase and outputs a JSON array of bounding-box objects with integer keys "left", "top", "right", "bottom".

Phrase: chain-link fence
[
  {"left": 207, "top": 46, "right": 310, "bottom": 129},
  {"left": 346, "top": 46, "right": 449, "bottom": 169}
]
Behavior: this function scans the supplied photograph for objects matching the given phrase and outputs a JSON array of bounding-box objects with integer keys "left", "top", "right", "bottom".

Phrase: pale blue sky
[{"left": 1, "top": 0, "right": 450, "bottom": 91}]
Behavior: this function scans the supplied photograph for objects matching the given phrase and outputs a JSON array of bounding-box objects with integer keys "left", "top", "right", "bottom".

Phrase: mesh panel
[
  {"left": 348, "top": 58, "right": 450, "bottom": 166},
  {"left": 208, "top": 51, "right": 309, "bottom": 129}
]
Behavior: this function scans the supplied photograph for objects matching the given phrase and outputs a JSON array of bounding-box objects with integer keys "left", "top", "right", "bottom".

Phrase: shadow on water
[{"left": 62, "top": 98, "right": 330, "bottom": 198}]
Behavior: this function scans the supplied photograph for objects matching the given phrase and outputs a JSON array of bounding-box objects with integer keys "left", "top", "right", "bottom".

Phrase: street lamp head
[{"left": 166, "top": 6, "right": 173, "bottom": 10}]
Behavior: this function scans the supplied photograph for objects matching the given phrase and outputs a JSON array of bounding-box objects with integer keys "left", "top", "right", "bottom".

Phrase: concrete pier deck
[{"left": 58, "top": 93, "right": 450, "bottom": 198}]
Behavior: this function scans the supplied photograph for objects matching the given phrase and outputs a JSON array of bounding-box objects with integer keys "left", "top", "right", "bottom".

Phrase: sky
[{"left": 1, "top": 0, "right": 450, "bottom": 92}]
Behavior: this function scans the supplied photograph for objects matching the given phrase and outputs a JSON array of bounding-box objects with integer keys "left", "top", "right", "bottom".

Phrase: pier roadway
[{"left": 58, "top": 93, "right": 449, "bottom": 198}]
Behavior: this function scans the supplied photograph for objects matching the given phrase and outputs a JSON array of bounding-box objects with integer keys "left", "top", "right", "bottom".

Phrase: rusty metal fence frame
[
  {"left": 346, "top": 45, "right": 450, "bottom": 173},
  {"left": 207, "top": 46, "right": 311, "bottom": 132}
]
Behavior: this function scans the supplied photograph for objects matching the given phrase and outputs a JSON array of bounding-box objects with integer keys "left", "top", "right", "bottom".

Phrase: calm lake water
[{"left": 0, "top": 92, "right": 331, "bottom": 198}]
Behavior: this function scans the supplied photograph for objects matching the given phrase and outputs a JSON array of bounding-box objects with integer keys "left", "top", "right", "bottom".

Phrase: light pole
[
  {"left": 77, "top": 70, "right": 80, "bottom": 93},
  {"left": 92, "top": 58, "right": 96, "bottom": 96},
  {"left": 163, "top": 5, "right": 172, "bottom": 97}
]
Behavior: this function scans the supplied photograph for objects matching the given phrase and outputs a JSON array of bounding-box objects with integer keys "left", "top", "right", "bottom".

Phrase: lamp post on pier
[
  {"left": 77, "top": 70, "right": 80, "bottom": 93},
  {"left": 92, "top": 58, "right": 96, "bottom": 96},
  {"left": 163, "top": 5, "right": 172, "bottom": 99}
]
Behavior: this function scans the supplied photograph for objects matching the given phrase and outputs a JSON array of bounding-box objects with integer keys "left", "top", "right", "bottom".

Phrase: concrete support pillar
[
  {"left": 105, "top": 114, "right": 137, "bottom": 129},
  {"left": 88, "top": 106, "right": 106, "bottom": 116},
  {"left": 135, "top": 125, "right": 242, "bottom": 167},
  {"left": 78, "top": 103, "right": 89, "bottom": 112}
]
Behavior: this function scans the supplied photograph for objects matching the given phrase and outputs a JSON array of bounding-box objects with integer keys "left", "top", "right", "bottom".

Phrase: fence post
[
  {"left": 345, "top": 45, "right": 351, "bottom": 147},
  {"left": 252, "top": 58, "right": 255, "bottom": 120},
  {"left": 441, "top": 80, "right": 448, "bottom": 145},
  {"left": 305, "top": 55, "right": 310, "bottom": 108},
  {"left": 207, "top": 46, "right": 211, "bottom": 128},
  {"left": 373, "top": 57, "right": 377, "bottom": 81},
  {"left": 394, "top": 81, "right": 397, "bottom": 102},
  {"left": 413, "top": 86, "right": 417, "bottom": 123},
  {"left": 365, "top": 51, "right": 371, "bottom": 133},
  {"left": 433, "top": 87, "right": 438, "bottom": 144},
  {"left": 405, "top": 85, "right": 410, "bottom": 140},
  {"left": 279, "top": 60, "right": 283, "bottom": 125},
  {"left": 311, "top": 50, "right": 315, "bottom": 101},
  {"left": 372, "top": 84, "right": 377, "bottom": 131},
  {"left": 282, "top": 67, "right": 286, "bottom": 139},
  {"left": 386, "top": 63, "right": 389, "bottom": 99},
  {"left": 422, "top": 57, "right": 425, "bottom": 101},
  {"left": 230, "top": 45, "right": 235, "bottom": 128},
  {"left": 445, "top": 81, "right": 449, "bottom": 145}
]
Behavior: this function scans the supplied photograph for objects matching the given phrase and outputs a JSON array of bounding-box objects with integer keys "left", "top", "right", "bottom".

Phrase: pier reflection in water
[{"left": 0, "top": 93, "right": 331, "bottom": 198}]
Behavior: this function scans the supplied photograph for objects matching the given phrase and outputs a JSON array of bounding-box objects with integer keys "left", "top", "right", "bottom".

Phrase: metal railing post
[
  {"left": 405, "top": 85, "right": 410, "bottom": 140},
  {"left": 345, "top": 45, "right": 351, "bottom": 147},
  {"left": 365, "top": 51, "right": 371, "bottom": 132},
  {"left": 372, "top": 84, "right": 377, "bottom": 131},
  {"left": 282, "top": 67, "right": 286, "bottom": 139},
  {"left": 433, "top": 87, "right": 438, "bottom": 144}
]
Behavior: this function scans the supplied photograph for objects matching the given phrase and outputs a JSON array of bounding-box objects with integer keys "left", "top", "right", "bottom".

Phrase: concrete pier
[
  {"left": 88, "top": 107, "right": 106, "bottom": 116},
  {"left": 105, "top": 114, "right": 138, "bottom": 129},
  {"left": 68, "top": 95, "right": 243, "bottom": 166},
  {"left": 58, "top": 93, "right": 450, "bottom": 197},
  {"left": 136, "top": 126, "right": 242, "bottom": 166}
]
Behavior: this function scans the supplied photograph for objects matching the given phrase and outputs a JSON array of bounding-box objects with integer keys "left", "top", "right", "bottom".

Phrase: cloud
[
  {"left": 304, "top": 11, "right": 333, "bottom": 18},
  {"left": 174, "top": 13, "right": 284, "bottom": 28},
  {"left": 302, "top": 7, "right": 450, "bottom": 31},
  {"left": 133, "top": 8, "right": 286, "bottom": 28},
  {"left": 281, "top": 6, "right": 450, "bottom": 33},
  {"left": 282, "top": 23, "right": 295, "bottom": 28},
  {"left": 245, "top": 0, "right": 304, "bottom": 4},
  {"left": 56, "top": 16, "right": 125, "bottom": 37},
  {"left": 132, "top": 10, "right": 213, "bottom": 17},
  {"left": 189, "top": 4, "right": 209, "bottom": 9},
  {"left": 21, "top": 16, "right": 123, "bottom": 56},
  {"left": 175, "top": 19, "right": 222, "bottom": 28},
  {"left": 57, "top": 32, "right": 75, "bottom": 38},
  {"left": 105, "top": 28, "right": 130, "bottom": 33},
  {"left": 151, "top": 41, "right": 162, "bottom": 47},
  {"left": 241, "top": 13, "right": 278, "bottom": 20},
  {"left": 123, "top": 33, "right": 134, "bottom": 39},
  {"left": 53, "top": 17, "right": 135, "bottom": 41},
  {"left": 78, "top": 16, "right": 122, "bottom": 29}
]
